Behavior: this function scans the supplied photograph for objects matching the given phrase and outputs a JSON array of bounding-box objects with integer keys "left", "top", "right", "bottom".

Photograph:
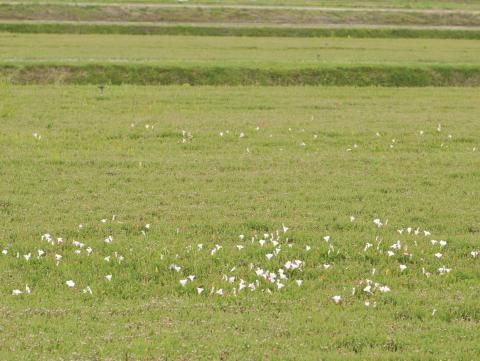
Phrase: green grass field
[
  {"left": 2, "top": 33, "right": 480, "bottom": 67},
  {"left": 1, "top": 85, "right": 480, "bottom": 359}
]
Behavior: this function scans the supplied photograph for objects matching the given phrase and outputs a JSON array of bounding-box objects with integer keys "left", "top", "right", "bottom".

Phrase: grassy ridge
[
  {"left": 4, "top": 0, "right": 480, "bottom": 10},
  {"left": 2, "top": 4, "right": 480, "bottom": 27},
  {"left": 2, "top": 63, "right": 480, "bottom": 86},
  {"left": 3, "top": 22, "right": 480, "bottom": 39}
]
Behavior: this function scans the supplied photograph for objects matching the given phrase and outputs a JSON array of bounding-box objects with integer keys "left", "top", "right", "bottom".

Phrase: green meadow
[
  {"left": 1, "top": 0, "right": 480, "bottom": 358},
  {"left": 1, "top": 85, "right": 480, "bottom": 359},
  {"left": 2, "top": 33, "right": 480, "bottom": 67}
]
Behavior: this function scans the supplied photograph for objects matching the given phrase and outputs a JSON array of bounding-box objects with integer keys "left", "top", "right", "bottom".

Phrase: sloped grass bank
[
  {"left": 2, "top": 22, "right": 480, "bottom": 39},
  {"left": 2, "top": 64, "right": 480, "bottom": 86}
]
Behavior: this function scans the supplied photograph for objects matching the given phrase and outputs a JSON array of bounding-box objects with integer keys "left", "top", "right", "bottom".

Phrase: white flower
[
  {"left": 25, "top": 284, "right": 31, "bottom": 294},
  {"left": 105, "top": 274, "right": 112, "bottom": 282},
  {"left": 295, "top": 280, "right": 303, "bottom": 287},
  {"left": 66, "top": 280, "right": 75, "bottom": 288},
  {"left": 387, "top": 251, "right": 395, "bottom": 257},
  {"left": 86, "top": 247, "right": 93, "bottom": 255},
  {"left": 24, "top": 253, "right": 31, "bottom": 261},
  {"left": 2, "top": 249, "right": 7, "bottom": 255},
  {"left": 323, "top": 236, "right": 330, "bottom": 242},
  {"left": 471, "top": 251, "right": 479, "bottom": 258},
  {"left": 236, "top": 245, "right": 244, "bottom": 251},
  {"left": 37, "top": 249, "right": 45, "bottom": 257},
  {"left": 349, "top": 216, "right": 355, "bottom": 222},
  {"left": 434, "top": 253, "right": 443, "bottom": 258},
  {"left": 282, "top": 224, "right": 289, "bottom": 233},
  {"left": 373, "top": 219, "right": 383, "bottom": 227},
  {"left": 332, "top": 295, "right": 342, "bottom": 304},
  {"left": 216, "top": 288, "right": 224, "bottom": 296},
  {"left": 187, "top": 275, "right": 195, "bottom": 281},
  {"left": 439, "top": 240, "right": 447, "bottom": 247},
  {"left": 378, "top": 285, "right": 391, "bottom": 293},
  {"left": 83, "top": 286, "right": 93, "bottom": 295},
  {"left": 399, "top": 264, "right": 407, "bottom": 272},
  {"left": 179, "top": 279, "right": 188, "bottom": 286},
  {"left": 196, "top": 287, "right": 204, "bottom": 295},
  {"left": 438, "top": 266, "right": 451, "bottom": 274},
  {"left": 12, "top": 289, "right": 22, "bottom": 296}
]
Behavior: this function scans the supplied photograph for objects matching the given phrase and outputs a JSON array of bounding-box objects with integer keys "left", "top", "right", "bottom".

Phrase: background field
[
  {"left": 1, "top": 85, "right": 480, "bottom": 360},
  {"left": 3, "top": 0, "right": 480, "bottom": 10},
  {"left": 2, "top": 33, "right": 480, "bottom": 66}
]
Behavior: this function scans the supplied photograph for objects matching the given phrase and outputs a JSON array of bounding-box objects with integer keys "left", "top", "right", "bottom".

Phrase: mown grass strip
[
  {"left": 2, "top": 64, "right": 480, "bottom": 86},
  {"left": 2, "top": 22, "right": 480, "bottom": 39}
]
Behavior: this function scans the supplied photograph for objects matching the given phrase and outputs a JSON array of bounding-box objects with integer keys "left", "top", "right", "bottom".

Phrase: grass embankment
[
  {"left": 2, "top": 4, "right": 480, "bottom": 26},
  {"left": 1, "top": 85, "right": 480, "bottom": 359},
  {"left": 2, "top": 64, "right": 480, "bottom": 86},
  {"left": 3, "top": 22, "right": 480, "bottom": 39}
]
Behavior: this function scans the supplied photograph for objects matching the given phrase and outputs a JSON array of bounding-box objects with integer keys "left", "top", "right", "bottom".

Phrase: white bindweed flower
[
  {"left": 399, "top": 264, "right": 407, "bottom": 272},
  {"left": 179, "top": 279, "right": 188, "bottom": 286},
  {"left": 196, "top": 287, "right": 204, "bottom": 295},
  {"left": 295, "top": 280, "right": 303, "bottom": 287},
  {"left": 471, "top": 251, "right": 479, "bottom": 258},
  {"left": 66, "top": 280, "right": 75, "bottom": 288},
  {"left": 378, "top": 285, "right": 391, "bottom": 293},
  {"left": 105, "top": 274, "right": 112, "bottom": 282},
  {"left": 12, "top": 289, "right": 22, "bottom": 296},
  {"left": 434, "top": 253, "right": 443, "bottom": 258},
  {"left": 236, "top": 245, "right": 244, "bottom": 251},
  {"left": 332, "top": 295, "right": 342, "bottom": 304},
  {"left": 83, "top": 286, "right": 93, "bottom": 295}
]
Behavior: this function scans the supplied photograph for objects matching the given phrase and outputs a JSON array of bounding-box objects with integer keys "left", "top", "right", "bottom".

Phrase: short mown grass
[{"left": 1, "top": 85, "right": 479, "bottom": 360}]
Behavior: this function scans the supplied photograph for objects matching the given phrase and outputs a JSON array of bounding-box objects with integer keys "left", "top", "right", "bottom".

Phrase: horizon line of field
[
  {"left": 2, "top": 64, "right": 480, "bottom": 86},
  {"left": 2, "top": 22, "right": 480, "bottom": 39}
]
